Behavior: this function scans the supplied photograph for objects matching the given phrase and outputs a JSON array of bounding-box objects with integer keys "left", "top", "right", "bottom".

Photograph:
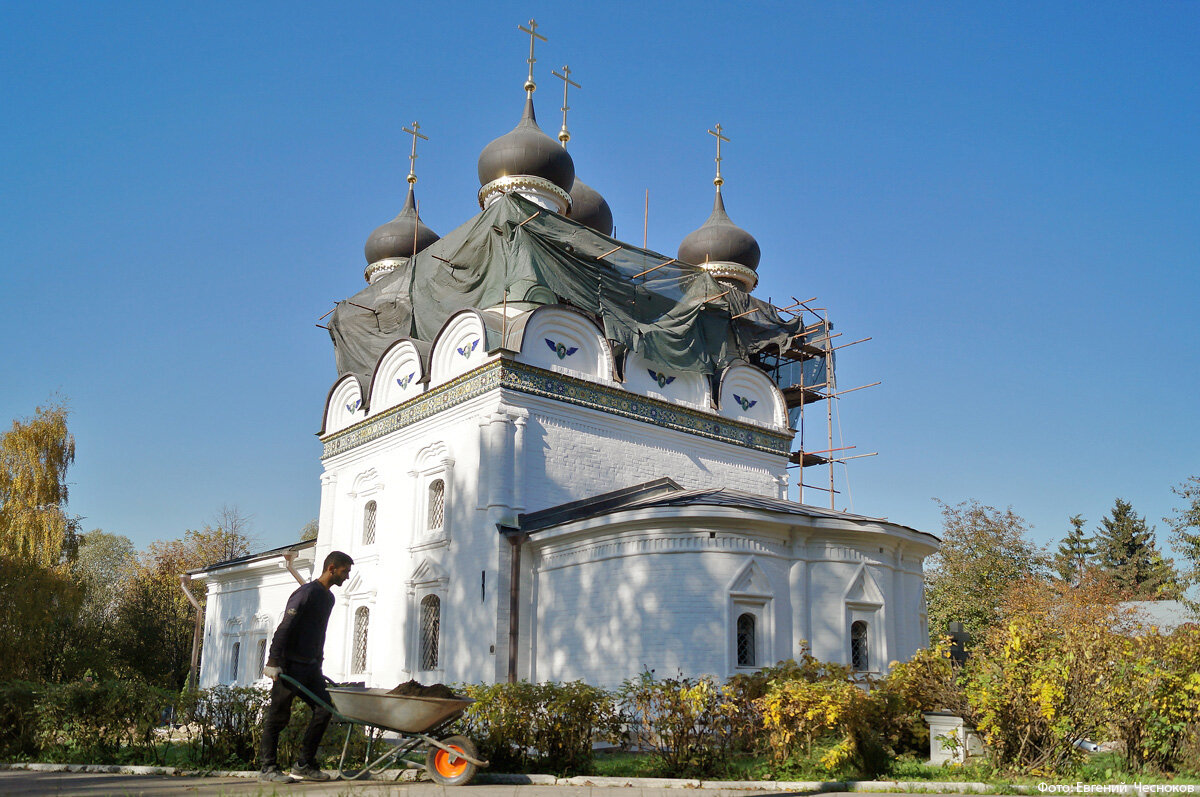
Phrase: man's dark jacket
[{"left": 266, "top": 581, "right": 335, "bottom": 667}]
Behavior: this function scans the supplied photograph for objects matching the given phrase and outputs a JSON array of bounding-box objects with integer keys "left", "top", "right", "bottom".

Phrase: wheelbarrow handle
[{"left": 277, "top": 672, "right": 346, "bottom": 721}]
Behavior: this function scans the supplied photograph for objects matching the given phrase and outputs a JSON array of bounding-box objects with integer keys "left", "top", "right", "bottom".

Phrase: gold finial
[
  {"left": 708, "top": 123, "right": 729, "bottom": 190},
  {"left": 402, "top": 122, "right": 428, "bottom": 185},
  {"left": 518, "top": 19, "right": 547, "bottom": 95},
  {"left": 551, "top": 65, "right": 580, "bottom": 146}
]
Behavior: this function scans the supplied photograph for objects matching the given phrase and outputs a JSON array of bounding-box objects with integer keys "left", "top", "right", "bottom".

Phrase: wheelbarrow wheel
[{"left": 426, "top": 734, "right": 478, "bottom": 786}]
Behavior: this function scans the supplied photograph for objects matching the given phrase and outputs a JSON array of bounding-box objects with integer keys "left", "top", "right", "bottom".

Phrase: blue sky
[{"left": 2, "top": 1, "right": 1197, "bottom": 561}]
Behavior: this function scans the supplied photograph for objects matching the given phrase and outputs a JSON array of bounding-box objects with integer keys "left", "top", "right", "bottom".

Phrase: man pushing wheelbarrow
[
  {"left": 258, "top": 550, "right": 354, "bottom": 783},
  {"left": 256, "top": 549, "right": 486, "bottom": 785}
]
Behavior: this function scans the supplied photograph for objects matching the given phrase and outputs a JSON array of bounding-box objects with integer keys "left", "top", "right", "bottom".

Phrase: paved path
[{"left": 0, "top": 772, "right": 806, "bottom": 797}]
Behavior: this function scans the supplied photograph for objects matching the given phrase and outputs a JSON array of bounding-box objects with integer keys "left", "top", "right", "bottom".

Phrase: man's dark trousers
[{"left": 259, "top": 662, "right": 332, "bottom": 769}]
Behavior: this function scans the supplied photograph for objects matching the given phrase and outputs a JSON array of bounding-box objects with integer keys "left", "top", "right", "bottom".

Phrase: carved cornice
[
  {"left": 534, "top": 530, "right": 789, "bottom": 572},
  {"left": 365, "top": 256, "right": 408, "bottom": 284},
  {"left": 321, "top": 359, "right": 793, "bottom": 459},
  {"left": 478, "top": 175, "right": 571, "bottom": 214},
  {"left": 702, "top": 260, "right": 758, "bottom": 291}
]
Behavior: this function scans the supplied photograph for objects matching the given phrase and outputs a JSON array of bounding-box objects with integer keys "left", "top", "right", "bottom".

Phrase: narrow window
[
  {"left": 427, "top": 480, "right": 445, "bottom": 530},
  {"left": 363, "top": 500, "right": 377, "bottom": 546},
  {"left": 351, "top": 607, "right": 370, "bottom": 673},
  {"left": 230, "top": 641, "right": 240, "bottom": 682},
  {"left": 256, "top": 639, "right": 267, "bottom": 676},
  {"left": 736, "top": 612, "right": 756, "bottom": 667},
  {"left": 420, "top": 595, "right": 441, "bottom": 670},
  {"left": 851, "top": 620, "right": 869, "bottom": 671}
]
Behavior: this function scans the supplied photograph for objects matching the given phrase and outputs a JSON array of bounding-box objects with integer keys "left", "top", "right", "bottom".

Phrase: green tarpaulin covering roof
[{"left": 328, "top": 193, "right": 806, "bottom": 392}]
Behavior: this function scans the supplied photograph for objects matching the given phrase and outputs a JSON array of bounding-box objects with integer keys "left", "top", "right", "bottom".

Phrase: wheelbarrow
[{"left": 278, "top": 673, "right": 488, "bottom": 784}]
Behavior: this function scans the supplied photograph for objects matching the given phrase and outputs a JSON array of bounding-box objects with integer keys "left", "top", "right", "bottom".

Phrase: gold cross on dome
[
  {"left": 519, "top": 19, "right": 547, "bottom": 94},
  {"left": 402, "top": 122, "right": 428, "bottom": 185},
  {"left": 708, "top": 123, "right": 730, "bottom": 188},
  {"left": 552, "top": 65, "right": 580, "bottom": 145}
]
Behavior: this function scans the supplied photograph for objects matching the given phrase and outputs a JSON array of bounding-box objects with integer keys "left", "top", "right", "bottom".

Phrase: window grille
[
  {"left": 351, "top": 607, "right": 370, "bottom": 673},
  {"left": 420, "top": 595, "right": 440, "bottom": 670},
  {"left": 736, "top": 613, "right": 756, "bottom": 667},
  {"left": 230, "top": 642, "right": 240, "bottom": 682},
  {"left": 363, "top": 501, "right": 377, "bottom": 546},
  {"left": 256, "top": 639, "right": 267, "bottom": 676},
  {"left": 427, "top": 480, "right": 445, "bottom": 530},
  {"left": 851, "top": 620, "right": 869, "bottom": 671}
]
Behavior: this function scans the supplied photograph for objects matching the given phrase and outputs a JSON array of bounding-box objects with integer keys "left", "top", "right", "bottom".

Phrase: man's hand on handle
[{"left": 264, "top": 665, "right": 281, "bottom": 680}]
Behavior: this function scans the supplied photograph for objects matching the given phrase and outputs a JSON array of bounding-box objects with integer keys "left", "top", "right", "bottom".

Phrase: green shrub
[
  {"left": 178, "top": 685, "right": 269, "bottom": 768},
  {"left": 0, "top": 681, "right": 39, "bottom": 759},
  {"left": 874, "top": 641, "right": 969, "bottom": 758},
  {"left": 34, "top": 680, "right": 174, "bottom": 764},
  {"left": 618, "top": 672, "right": 737, "bottom": 778},
  {"left": 727, "top": 652, "right": 860, "bottom": 755},
  {"left": 755, "top": 675, "right": 885, "bottom": 778},
  {"left": 1104, "top": 626, "right": 1200, "bottom": 774},
  {"left": 457, "top": 680, "right": 622, "bottom": 775}
]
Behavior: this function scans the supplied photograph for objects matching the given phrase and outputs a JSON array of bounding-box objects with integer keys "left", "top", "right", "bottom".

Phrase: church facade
[{"left": 191, "top": 28, "right": 937, "bottom": 691}]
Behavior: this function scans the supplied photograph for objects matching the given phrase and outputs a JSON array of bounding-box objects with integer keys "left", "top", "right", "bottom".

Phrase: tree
[
  {"left": 0, "top": 558, "right": 81, "bottom": 680},
  {"left": 962, "top": 574, "right": 1136, "bottom": 774},
  {"left": 0, "top": 403, "right": 83, "bottom": 681},
  {"left": 0, "top": 403, "right": 78, "bottom": 567},
  {"left": 300, "top": 519, "right": 318, "bottom": 541},
  {"left": 73, "top": 529, "right": 137, "bottom": 626},
  {"left": 1165, "top": 475, "right": 1200, "bottom": 613},
  {"left": 924, "top": 499, "right": 1050, "bottom": 641},
  {"left": 1093, "top": 498, "right": 1182, "bottom": 600},
  {"left": 113, "top": 524, "right": 255, "bottom": 688},
  {"left": 205, "top": 504, "right": 258, "bottom": 564},
  {"left": 1054, "top": 514, "right": 1094, "bottom": 585}
]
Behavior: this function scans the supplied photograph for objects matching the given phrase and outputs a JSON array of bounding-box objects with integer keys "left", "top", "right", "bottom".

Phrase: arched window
[
  {"left": 736, "top": 613, "right": 756, "bottom": 667},
  {"left": 851, "top": 620, "right": 869, "bottom": 671},
  {"left": 420, "top": 595, "right": 440, "bottom": 670},
  {"left": 229, "top": 641, "right": 240, "bottom": 682},
  {"left": 256, "top": 639, "right": 267, "bottom": 676},
  {"left": 363, "top": 501, "right": 377, "bottom": 546},
  {"left": 427, "top": 480, "right": 445, "bottom": 530},
  {"left": 351, "top": 607, "right": 370, "bottom": 673}
]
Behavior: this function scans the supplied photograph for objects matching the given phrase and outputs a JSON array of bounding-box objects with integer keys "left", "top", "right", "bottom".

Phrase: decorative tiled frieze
[
  {"left": 322, "top": 359, "right": 793, "bottom": 459},
  {"left": 500, "top": 361, "right": 792, "bottom": 455},
  {"left": 322, "top": 364, "right": 502, "bottom": 458}
]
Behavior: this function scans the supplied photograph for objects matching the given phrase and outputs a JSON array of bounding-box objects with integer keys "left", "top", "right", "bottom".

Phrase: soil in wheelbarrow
[{"left": 387, "top": 679, "right": 462, "bottom": 699}]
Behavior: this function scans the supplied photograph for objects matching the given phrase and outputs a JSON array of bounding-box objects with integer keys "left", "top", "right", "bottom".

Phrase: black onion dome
[
  {"left": 364, "top": 186, "right": 439, "bottom": 264},
  {"left": 477, "top": 97, "right": 575, "bottom": 192},
  {"left": 677, "top": 191, "right": 761, "bottom": 271},
  {"left": 568, "top": 178, "right": 613, "bottom": 236}
]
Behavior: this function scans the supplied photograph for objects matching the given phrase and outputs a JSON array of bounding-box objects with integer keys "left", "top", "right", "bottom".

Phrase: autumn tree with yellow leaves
[{"left": 0, "top": 403, "right": 83, "bottom": 680}]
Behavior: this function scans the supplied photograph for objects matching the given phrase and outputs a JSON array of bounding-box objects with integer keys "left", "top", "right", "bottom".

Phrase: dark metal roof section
[
  {"left": 677, "top": 190, "right": 761, "bottom": 271},
  {"left": 517, "top": 478, "right": 933, "bottom": 542},
  {"left": 365, "top": 185, "right": 440, "bottom": 264},
  {"left": 477, "top": 96, "right": 575, "bottom": 192},
  {"left": 517, "top": 477, "right": 683, "bottom": 533},
  {"left": 568, "top": 177, "right": 613, "bottom": 235},
  {"left": 187, "top": 538, "right": 316, "bottom": 576}
]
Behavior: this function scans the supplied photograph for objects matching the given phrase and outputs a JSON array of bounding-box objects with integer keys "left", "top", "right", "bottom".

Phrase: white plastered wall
[
  {"left": 314, "top": 390, "right": 501, "bottom": 688},
  {"left": 521, "top": 512, "right": 936, "bottom": 688},
  {"left": 197, "top": 556, "right": 315, "bottom": 688}
]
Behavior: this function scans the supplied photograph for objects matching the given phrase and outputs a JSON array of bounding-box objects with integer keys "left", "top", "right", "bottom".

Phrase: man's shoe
[
  {"left": 291, "top": 763, "right": 331, "bottom": 781},
  {"left": 258, "top": 766, "right": 294, "bottom": 783}
]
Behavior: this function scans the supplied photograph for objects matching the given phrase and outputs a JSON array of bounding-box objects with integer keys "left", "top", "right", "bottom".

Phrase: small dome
[
  {"left": 677, "top": 191, "right": 760, "bottom": 271},
  {"left": 568, "top": 178, "right": 613, "bottom": 236},
  {"left": 478, "top": 97, "right": 575, "bottom": 193},
  {"left": 364, "top": 186, "right": 439, "bottom": 265}
]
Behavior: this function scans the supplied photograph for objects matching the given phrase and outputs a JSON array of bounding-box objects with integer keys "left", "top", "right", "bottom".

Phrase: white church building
[{"left": 189, "top": 29, "right": 938, "bottom": 691}]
